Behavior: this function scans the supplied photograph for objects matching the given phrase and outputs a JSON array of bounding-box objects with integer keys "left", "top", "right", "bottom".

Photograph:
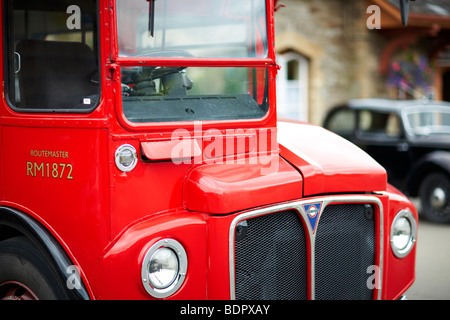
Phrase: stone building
[{"left": 274, "top": 0, "right": 450, "bottom": 125}]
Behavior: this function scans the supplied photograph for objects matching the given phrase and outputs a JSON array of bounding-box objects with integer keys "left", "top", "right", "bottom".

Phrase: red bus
[{"left": 0, "top": 0, "right": 417, "bottom": 300}]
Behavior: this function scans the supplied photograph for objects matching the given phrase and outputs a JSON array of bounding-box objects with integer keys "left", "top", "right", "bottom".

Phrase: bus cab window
[{"left": 3, "top": 0, "right": 100, "bottom": 111}]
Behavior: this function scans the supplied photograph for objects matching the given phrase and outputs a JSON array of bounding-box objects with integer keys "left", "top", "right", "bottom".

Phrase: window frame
[
  {"left": 120, "top": 66, "right": 270, "bottom": 124},
  {"left": 115, "top": 0, "right": 269, "bottom": 60},
  {"left": 110, "top": 0, "right": 277, "bottom": 131}
]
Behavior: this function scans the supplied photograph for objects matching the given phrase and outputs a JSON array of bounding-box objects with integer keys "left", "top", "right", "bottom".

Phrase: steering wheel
[
  {"left": 134, "top": 49, "right": 193, "bottom": 81},
  {"left": 121, "top": 50, "right": 194, "bottom": 96}
]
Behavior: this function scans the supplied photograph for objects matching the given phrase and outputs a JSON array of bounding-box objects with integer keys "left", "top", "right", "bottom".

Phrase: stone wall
[{"left": 274, "top": 0, "right": 389, "bottom": 125}]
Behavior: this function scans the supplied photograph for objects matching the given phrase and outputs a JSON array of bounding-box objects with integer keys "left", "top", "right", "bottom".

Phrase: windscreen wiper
[{"left": 148, "top": 0, "right": 156, "bottom": 37}]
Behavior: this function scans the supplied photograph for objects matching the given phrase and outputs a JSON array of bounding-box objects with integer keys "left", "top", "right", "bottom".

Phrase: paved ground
[{"left": 404, "top": 205, "right": 450, "bottom": 300}]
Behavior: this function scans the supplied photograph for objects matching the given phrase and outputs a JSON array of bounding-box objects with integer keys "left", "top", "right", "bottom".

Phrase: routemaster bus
[{"left": 0, "top": 0, "right": 417, "bottom": 300}]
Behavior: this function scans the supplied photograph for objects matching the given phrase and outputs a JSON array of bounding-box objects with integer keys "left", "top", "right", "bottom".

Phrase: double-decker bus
[{"left": 0, "top": 0, "right": 417, "bottom": 300}]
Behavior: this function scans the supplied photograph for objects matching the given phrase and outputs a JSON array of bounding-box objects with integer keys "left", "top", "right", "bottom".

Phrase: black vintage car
[{"left": 323, "top": 99, "right": 450, "bottom": 223}]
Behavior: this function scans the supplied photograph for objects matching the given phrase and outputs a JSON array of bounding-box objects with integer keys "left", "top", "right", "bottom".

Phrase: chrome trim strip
[{"left": 229, "top": 195, "right": 383, "bottom": 300}]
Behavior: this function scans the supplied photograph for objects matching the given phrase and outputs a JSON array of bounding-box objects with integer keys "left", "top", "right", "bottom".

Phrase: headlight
[
  {"left": 141, "top": 239, "right": 187, "bottom": 298},
  {"left": 390, "top": 209, "right": 417, "bottom": 258},
  {"left": 115, "top": 144, "right": 138, "bottom": 172}
]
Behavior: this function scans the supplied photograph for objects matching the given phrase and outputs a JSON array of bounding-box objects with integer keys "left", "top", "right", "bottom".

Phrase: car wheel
[
  {"left": 0, "top": 237, "right": 69, "bottom": 300},
  {"left": 419, "top": 172, "right": 450, "bottom": 223}
]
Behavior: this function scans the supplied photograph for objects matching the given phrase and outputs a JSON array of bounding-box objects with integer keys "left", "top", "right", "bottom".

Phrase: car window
[
  {"left": 359, "top": 110, "right": 401, "bottom": 138},
  {"left": 325, "top": 108, "right": 356, "bottom": 135},
  {"left": 405, "top": 108, "right": 450, "bottom": 135}
]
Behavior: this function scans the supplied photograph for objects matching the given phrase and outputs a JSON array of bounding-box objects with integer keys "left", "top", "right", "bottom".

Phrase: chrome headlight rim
[
  {"left": 390, "top": 209, "right": 417, "bottom": 258},
  {"left": 115, "top": 144, "right": 138, "bottom": 172},
  {"left": 141, "top": 239, "right": 187, "bottom": 298}
]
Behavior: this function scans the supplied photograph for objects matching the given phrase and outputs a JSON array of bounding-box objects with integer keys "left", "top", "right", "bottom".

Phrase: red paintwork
[
  {"left": 184, "top": 156, "right": 303, "bottom": 214},
  {"left": 278, "top": 121, "right": 387, "bottom": 196},
  {"left": 0, "top": 0, "right": 417, "bottom": 300},
  {"left": 382, "top": 184, "right": 418, "bottom": 300}
]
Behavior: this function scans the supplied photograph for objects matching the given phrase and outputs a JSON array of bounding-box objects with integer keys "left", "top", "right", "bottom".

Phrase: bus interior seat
[{"left": 15, "top": 39, "right": 99, "bottom": 110}]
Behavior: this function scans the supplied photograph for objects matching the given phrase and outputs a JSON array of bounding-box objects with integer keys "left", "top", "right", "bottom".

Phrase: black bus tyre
[
  {"left": 419, "top": 172, "right": 450, "bottom": 223},
  {"left": 0, "top": 236, "right": 69, "bottom": 300}
]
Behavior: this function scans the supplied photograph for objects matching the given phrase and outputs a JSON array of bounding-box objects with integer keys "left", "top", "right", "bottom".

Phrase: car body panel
[{"left": 323, "top": 99, "right": 450, "bottom": 195}]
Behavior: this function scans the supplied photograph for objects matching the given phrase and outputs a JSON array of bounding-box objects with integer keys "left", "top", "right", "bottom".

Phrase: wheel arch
[
  {"left": 0, "top": 207, "right": 90, "bottom": 300},
  {"left": 408, "top": 151, "right": 450, "bottom": 197}
]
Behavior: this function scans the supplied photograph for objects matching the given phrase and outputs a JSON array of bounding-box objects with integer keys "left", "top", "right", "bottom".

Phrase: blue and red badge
[{"left": 303, "top": 202, "right": 323, "bottom": 234}]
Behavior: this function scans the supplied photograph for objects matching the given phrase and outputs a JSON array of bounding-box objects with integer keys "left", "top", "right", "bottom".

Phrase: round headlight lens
[
  {"left": 115, "top": 144, "right": 138, "bottom": 172},
  {"left": 390, "top": 209, "right": 417, "bottom": 258},
  {"left": 392, "top": 217, "right": 411, "bottom": 250},
  {"left": 141, "top": 239, "right": 187, "bottom": 298},
  {"left": 148, "top": 247, "right": 179, "bottom": 289}
]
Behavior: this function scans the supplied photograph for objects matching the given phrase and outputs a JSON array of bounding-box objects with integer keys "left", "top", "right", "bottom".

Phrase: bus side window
[{"left": 4, "top": 0, "right": 100, "bottom": 111}]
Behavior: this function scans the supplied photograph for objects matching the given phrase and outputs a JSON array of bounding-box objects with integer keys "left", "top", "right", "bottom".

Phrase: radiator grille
[
  {"left": 234, "top": 211, "right": 308, "bottom": 300},
  {"left": 233, "top": 202, "right": 377, "bottom": 300},
  {"left": 314, "top": 204, "right": 375, "bottom": 300}
]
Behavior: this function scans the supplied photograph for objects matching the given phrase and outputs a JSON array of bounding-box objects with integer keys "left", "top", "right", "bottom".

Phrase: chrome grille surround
[{"left": 229, "top": 195, "right": 383, "bottom": 300}]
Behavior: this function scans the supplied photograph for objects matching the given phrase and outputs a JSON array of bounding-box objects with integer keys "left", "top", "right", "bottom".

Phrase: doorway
[{"left": 276, "top": 51, "right": 309, "bottom": 121}]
